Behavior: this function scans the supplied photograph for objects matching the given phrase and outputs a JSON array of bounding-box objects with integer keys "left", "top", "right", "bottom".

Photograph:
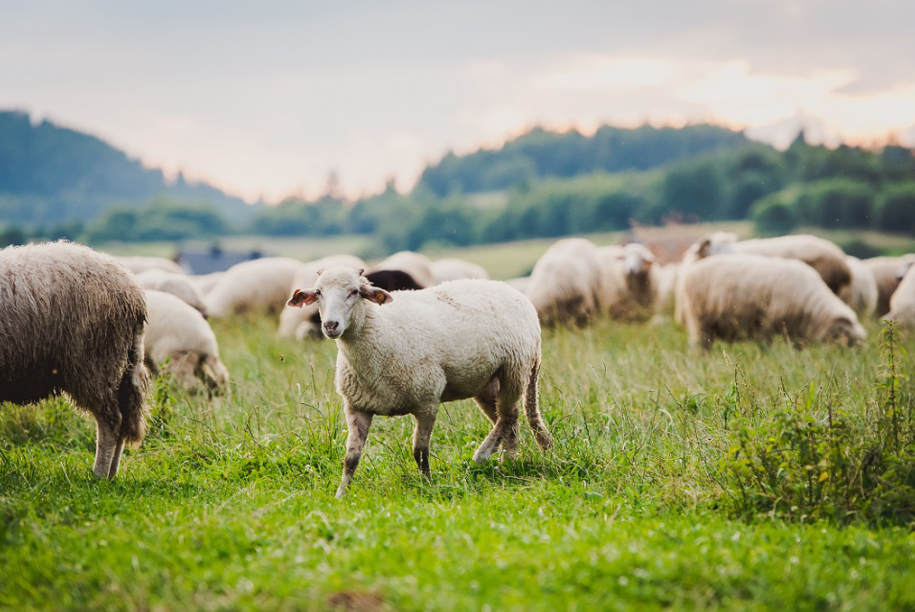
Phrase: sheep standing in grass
[
  {"left": 525, "top": 238, "right": 602, "bottom": 327},
  {"left": 144, "top": 290, "right": 230, "bottom": 394},
  {"left": 673, "top": 235, "right": 737, "bottom": 324},
  {"left": 204, "top": 257, "right": 302, "bottom": 317},
  {"left": 680, "top": 254, "right": 866, "bottom": 349},
  {"left": 278, "top": 254, "right": 367, "bottom": 340},
  {"left": 287, "top": 267, "right": 552, "bottom": 498},
  {"left": 595, "top": 243, "right": 656, "bottom": 322},
  {"left": 0, "top": 241, "right": 149, "bottom": 477}
]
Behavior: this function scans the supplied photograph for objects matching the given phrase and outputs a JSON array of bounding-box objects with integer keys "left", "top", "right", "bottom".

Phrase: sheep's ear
[
  {"left": 360, "top": 285, "right": 393, "bottom": 305},
  {"left": 356, "top": 267, "right": 365, "bottom": 276},
  {"left": 287, "top": 288, "right": 318, "bottom": 308},
  {"left": 697, "top": 239, "right": 712, "bottom": 258}
]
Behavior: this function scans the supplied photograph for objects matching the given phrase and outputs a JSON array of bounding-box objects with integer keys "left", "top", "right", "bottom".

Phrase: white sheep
[
  {"left": 430, "top": 257, "right": 490, "bottom": 283},
  {"left": 144, "top": 289, "right": 230, "bottom": 394},
  {"left": 368, "top": 251, "right": 435, "bottom": 288},
  {"left": 503, "top": 276, "right": 531, "bottom": 294},
  {"left": 839, "top": 256, "right": 878, "bottom": 318},
  {"left": 204, "top": 257, "right": 302, "bottom": 318},
  {"left": 0, "top": 241, "right": 149, "bottom": 478},
  {"left": 524, "top": 237, "right": 603, "bottom": 327},
  {"left": 595, "top": 243, "right": 656, "bottom": 321},
  {"left": 277, "top": 254, "right": 367, "bottom": 340},
  {"left": 864, "top": 255, "right": 915, "bottom": 317},
  {"left": 135, "top": 268, "right": 208, "bottom": 316},
  {"left": 680, "top": 253, "right": 866, "bottom": 349},
  {"left": 885, "top": 263, "right": 915, "bottom": 326},
  {"left": 651, "top": 262, "right": 680, "bottom": 315},
  {"left": 115, "top": 255, "right": 184, "bottom": 275},
  {"left": 287, "top": 267, "right": 553, "bottom": 498},
  {"left": 189, "top": 271, "right": 225, "bottom": 297},
  {"left": 673, "top": 234, "right": 738, "bottom": 324},
  {"left": 733, "top": 234, "right": 851, "bottom": 296}
]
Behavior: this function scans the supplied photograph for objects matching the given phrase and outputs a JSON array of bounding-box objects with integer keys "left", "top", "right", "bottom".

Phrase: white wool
[
  {"left": 524, "top": 237, "right": 602, "bottom": 327},
  {"left": 680, "top": 253, "right": 866, "bottom": 349},
  {"left": 144, "top": 290, "right": 229, "bottom": 393},
  {"left": 115, "top": 255, "right": 184, "bottom": 275},
  {"left": 594, "top": 243, "right": 656, "bottom": 321},
  {"left": 430, "top": 258, "right": 490, "bottom": 283},
  {"left": 733, "top": 234, "right": 851, "bottom": 295},
  {"left": 204, "top": 257, "right": 302, "bottom": 317},
  {"left": 886, "top": 263, "right": 915, "bottom": 325},
  {"left": 864, "top": 254, "right": 915, "bottom": 317},
  {"left": 840, "top": 256, "right": 878, "bottom": 318},
  {"left": 135, "top": 268, "right": 208, "bottom": 314}
]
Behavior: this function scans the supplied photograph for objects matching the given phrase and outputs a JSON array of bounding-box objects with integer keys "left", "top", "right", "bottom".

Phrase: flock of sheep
[{"left": 1, "top": 232, "right": 914, "bottom": 493}]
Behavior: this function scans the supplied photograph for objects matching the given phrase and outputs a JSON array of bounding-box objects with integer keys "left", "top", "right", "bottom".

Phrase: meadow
[{"left": 3, "top": 230, "right": 915, "bottom": 611}]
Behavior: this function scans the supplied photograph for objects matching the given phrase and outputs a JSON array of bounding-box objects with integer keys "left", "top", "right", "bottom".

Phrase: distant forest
[{"left": 2, "top": 110, "right": 915, "bottom": 253}]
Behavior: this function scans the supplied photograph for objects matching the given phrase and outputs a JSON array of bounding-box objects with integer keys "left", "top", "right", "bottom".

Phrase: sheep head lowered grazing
[{"left": 287, "top": 266, "right": 552, "bottom": 498}]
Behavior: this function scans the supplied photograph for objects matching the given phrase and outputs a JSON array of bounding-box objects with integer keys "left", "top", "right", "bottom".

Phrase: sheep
[
  {"left": 679, "top": 253, "right": 866, "bottom": 350},
  {"left": 278, "top": 254, "right": 367, "bottom": 340},
  {"left": 144, "top": 289, "right": 230, "bottom": 394},
  {"left": 733, "top": 234, "right": 852, "bottom": 296},
  {"left": 204, "top": 257, "right": 302, "bottom": 318},
  {"left": 364, "top": 269, "right": 423, "bottom": 292},
  {"left": 651, "top": 262, "right": 680, "bottom": 315},
  {"left": 839, "top": 256, "right": 878, "bottom": 318},
  {"left": 135, "top": 268, "right": 208, "bottom": 316},
  {"left": 286, "top": 267, "right": 553, "bottom": 498},
  {"left": 524, "top": 237, "right": 603, "bottom": 327},
  {"left": 864, "top": 255, "right": 915, "bottom": 317},
  {"left": 595, "top": 243, "right": 656, "bottom": 322},
  {"left": 0, "top": 241, "right": 149, "bottom": 478},
  {"left": 368, "top": 251, "right": 435, "bottom": 288},
  {"left": 673, "top": 234, "right": 738, "bottom": 324},
  {"left": 430, "top": 258, "right": 490, "bottom": 283},
  {"left": 885, "top": 263, "right": 915, "bottom": 326},
  {"left": 116, "top": 255, "right": 184, "bottom": 275},
  {"left": 503, "top": 276, "right": 531, "bottom": 294},
  {"left": 189, "top": 271, "right": 225, "bottom": 297}
]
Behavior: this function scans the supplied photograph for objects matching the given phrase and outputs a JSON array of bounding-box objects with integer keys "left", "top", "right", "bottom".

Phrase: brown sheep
[{"left": 1, "top": 241, "right": 150, "bottom": 477}]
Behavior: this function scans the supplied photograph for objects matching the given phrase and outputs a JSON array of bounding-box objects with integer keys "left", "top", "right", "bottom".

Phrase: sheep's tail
[
  {"left": 524, "top": 359, "right": 552, "bottom": 451},
  {"left": 118, "top": 319, "right": 150, "bottom": 446}
]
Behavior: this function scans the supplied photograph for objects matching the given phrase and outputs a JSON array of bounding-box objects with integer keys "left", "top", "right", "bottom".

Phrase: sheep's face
[
  {"left": 622, "top": 244, "right": 655, "bottom": 276},
  {"left": 287, "top": 267, "right": 392, "bottom": 339},
  {"left": 827, "top": 317, "right": 867, "bottom": 347}
]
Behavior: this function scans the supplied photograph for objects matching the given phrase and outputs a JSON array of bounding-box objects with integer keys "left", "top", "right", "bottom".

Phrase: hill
[{"left": 0, "top": 110, "right": 255, "bottom": 228}]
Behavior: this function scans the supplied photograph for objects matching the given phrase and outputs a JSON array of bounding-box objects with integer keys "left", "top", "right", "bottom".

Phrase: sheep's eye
[
  {"left": 314, "top": 289, "right": 322, "bottom": 297},
  {"left": 349, "top": 289, "right": 359, "bottom": 297}
]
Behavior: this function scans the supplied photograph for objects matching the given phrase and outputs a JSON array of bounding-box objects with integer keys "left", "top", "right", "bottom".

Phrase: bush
[
  {"left": 751, "top": 191, "right": 799, "bottom": 235},
  {"left": 877, "top": 182, "right": 915, "bottom": 234}
]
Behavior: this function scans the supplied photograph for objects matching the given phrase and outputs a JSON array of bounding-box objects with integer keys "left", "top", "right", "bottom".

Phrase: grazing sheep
[
  {"left": 278, "top": 254, "right": 367, "bottom": 340},
  {"left": 839, "top": 256, "right": 878, "bottom": 318},
  {"left": 595, "top": 243, "right": 656, "bottom": 322},
  {"left": 368, "top": 251, "right": 435, "bottom": 288},
  {"left": 116, "top": 255, "right": 184, "bottom": 275},
  {"left": 680, "top": 253, "right": 866, "bottom": 350},
  {"left": 503, "top": 276, "right": 531, "bottom": 294},
  {"left": 885, "top": 264, "right": 915, "bottom": 326},
  {"left": 430, "top": 258, "right": 490, "bottom": 283},
  {"left": 136, "top": 268, "right": 208, "bottom": 316},
  {"left": 204, "top": 257, "right": 301, "bottom": 318},
  {"left": 144, "top": 290, "right": 230, "bottom": 394},
  {"left": 0, "top": 241, "right": 149, "bottom": 477},
  {"left": 287, "top": 267, "right": 552, "bottom": 498},
  {"left": 524, "top": 238, "right": 602, "bottom": 327},
  {"left": 864, "top": 255, "right": 915, "bottom": 317},
  {"left": 733, "top": 234, "right": 851, "bottom": 295}
]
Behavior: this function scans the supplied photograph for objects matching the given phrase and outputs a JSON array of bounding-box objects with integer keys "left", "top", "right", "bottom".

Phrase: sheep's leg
[
  {"left": 411, "top": 408, "right": 438, "bottom": 477},
  {"left": 473, "top": 377, "right": 500, "bottom": 425},
  {"left": 336, "top": 408, "right": 373, "bottom": 499},
  {"left": 108, "top": 436, "right": 126, "bottom": 478},
  {"left": 524, "top": 362, "right": 553, "bottom": 451},
  {"left": 92, "top": 413, "right": 121, "bottom": 479},
  {"left": 473, "top": 377, "right": 521, "bottom": 464}
]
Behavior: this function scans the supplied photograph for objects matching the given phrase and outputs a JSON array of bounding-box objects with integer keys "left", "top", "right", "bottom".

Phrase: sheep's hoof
[
  {"left": 335, "top": 486, "right": 348, "bottom": 499},
  {"left": 472, "top": 450, "right": 491, "bottom": 464}
]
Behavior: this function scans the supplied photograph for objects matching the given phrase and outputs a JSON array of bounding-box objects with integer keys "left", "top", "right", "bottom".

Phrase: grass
[{"left": 3, "top": 307, "right": 915, "bottom": 610}]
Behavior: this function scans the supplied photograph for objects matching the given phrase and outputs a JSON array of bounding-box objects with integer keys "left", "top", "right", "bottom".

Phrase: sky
[{"left": 3, "top": 0, "right": 915, "bottom": 203}]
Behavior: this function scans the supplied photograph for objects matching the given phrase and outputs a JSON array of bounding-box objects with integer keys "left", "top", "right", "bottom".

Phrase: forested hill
[
  {"left": 417, "top": 124, "right": 750, "bottom": 196},
  {"left": 0, "top": 110, "right": 253, "bottom": 227}
]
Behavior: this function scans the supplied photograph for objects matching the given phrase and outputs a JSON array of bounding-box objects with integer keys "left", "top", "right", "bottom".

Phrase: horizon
[{"left": 3, "top": 1, "right": 914, "bottom": 204}]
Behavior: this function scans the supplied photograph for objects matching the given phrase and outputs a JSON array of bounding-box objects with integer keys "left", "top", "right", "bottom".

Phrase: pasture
[{"left": 2, "top": 302, "right": 914, "bottom": 610}]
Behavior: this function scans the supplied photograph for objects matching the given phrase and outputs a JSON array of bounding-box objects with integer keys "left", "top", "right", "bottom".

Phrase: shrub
[{"left": 876, "top": 182, "right": 915, "bottom": 234}]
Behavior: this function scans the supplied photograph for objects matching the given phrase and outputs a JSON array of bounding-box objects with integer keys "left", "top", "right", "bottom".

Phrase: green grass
[{"left": 2, "top": 312, "right": 915, "bottom": 611}]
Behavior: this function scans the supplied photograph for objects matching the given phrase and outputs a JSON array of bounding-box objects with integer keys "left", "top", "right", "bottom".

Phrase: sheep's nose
[{"left": 324, "top": 321, "right": 339, "bottom": 334}]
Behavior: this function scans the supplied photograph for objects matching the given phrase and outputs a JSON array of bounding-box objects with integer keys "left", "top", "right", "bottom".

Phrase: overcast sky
[{"left": 3, "top": 0, "right": 914, "bottom": 202}]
